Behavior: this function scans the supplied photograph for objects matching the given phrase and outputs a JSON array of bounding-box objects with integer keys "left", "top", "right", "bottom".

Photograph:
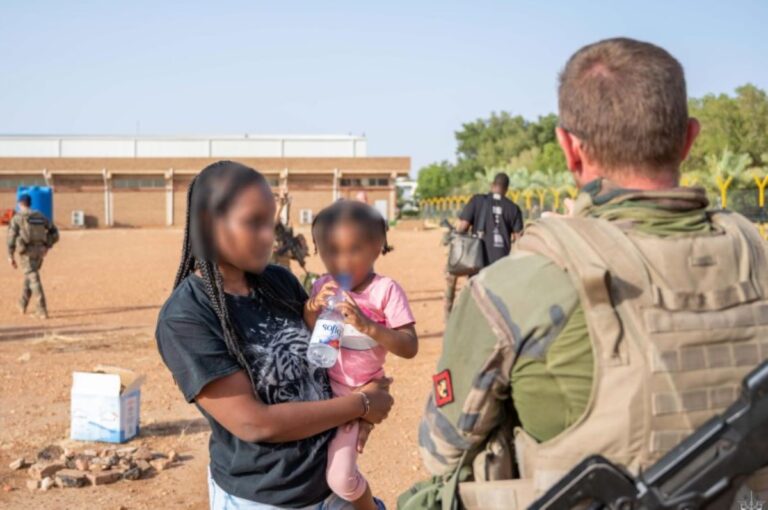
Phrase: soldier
[
  {"left": 7, "top": 194, "right": 59, "bottom": 319},
  {"left": 410, "top": 38, "right": 768, "bottom": 509},
  {"left": 271, "top": 186, "right": 293, "bottom": 269}
]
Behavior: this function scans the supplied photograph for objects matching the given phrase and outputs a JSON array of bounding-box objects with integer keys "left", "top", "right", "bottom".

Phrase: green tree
[
  {"left": 686, "top": 84, "right": 768, "bottom": 172},
  {"left": 416, "top": 161, "right": 453, "bottom": 199}
]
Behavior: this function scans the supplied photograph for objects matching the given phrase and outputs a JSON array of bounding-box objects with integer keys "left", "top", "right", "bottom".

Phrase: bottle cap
[{"left": 335, "top": 273, "right": 352, "bottom": 292}]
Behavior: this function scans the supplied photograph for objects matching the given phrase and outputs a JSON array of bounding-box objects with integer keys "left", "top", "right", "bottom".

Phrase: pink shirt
[{"left": 311, "top": 273, "right": 415, "bottom": 387}]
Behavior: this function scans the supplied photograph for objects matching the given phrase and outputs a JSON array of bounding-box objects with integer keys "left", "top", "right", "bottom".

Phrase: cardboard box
[{"left": 70, "top": 366, "right": 145, "bottom": 443}]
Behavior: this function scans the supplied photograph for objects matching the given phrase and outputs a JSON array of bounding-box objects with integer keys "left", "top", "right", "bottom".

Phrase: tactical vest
[
  {"left": 459, "top": 211, "right": 768, "bottom": 509},
  {"left": 17, "top": 211, "right": 49, "bottom": 256}
]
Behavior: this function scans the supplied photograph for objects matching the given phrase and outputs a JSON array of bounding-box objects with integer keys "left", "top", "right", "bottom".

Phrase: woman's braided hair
[
  {"left": 310, "top": 199, "right": 393, "bottom": 255},
  {"left": 172, "top": 161, "right": 304, "bottom": 393}
]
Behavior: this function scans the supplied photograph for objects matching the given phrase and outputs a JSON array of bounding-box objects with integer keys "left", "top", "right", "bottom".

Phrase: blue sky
[{"left": 1, "top": 1, "right": 766, "bottom": 174}]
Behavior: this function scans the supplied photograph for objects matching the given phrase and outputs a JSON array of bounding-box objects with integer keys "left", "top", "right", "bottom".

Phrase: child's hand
[
  {"left": 336, "top": 291, "right": 374, "bottom": 335},
  {"left": 306, "top": 280, "right": 338, "bottom": 314}
]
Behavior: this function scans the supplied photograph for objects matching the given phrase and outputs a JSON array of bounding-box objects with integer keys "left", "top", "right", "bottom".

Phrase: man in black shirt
[{"left": 444, "top": 173, "right": 524, "bottom": 317}]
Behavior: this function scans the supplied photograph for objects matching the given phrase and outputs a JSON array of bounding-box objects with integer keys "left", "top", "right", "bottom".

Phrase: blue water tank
[{"left": 17, "top": 186, "right": 54, "bottom": 222}]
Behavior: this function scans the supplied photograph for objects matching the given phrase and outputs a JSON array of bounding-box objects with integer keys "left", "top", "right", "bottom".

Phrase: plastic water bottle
[{"left": 307, "top": 274, "right": 351, "bottom": 367}]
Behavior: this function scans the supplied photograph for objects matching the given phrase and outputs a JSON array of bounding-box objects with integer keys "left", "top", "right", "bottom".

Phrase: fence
[{"left": 419, "top": 185, "right": 768, "bottom": 239}]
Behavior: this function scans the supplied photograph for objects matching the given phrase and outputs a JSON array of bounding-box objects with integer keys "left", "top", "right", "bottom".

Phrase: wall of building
[
  {"left": 112, "top": 189, "right": 166, "bottom": 227},
  {"left": 0, "top": 156, "right": 409, "bottom": 228},
  {"left": 172, "top": 174, "right": 194, "bottom": 227},
  {"left": 288, "top": 174, "right": 334, "bottom": 226},
  {"left": 52, "top": 175, "right": 106, "bottom": 228}
]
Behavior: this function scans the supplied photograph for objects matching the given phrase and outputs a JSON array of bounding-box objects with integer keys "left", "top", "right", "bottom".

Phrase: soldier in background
[
  {"left": 410, "top": 38, "right": 768, "bottom": 509},
  {"left": 7, "top": 194, "right": 59, "bottom": 319},
  {"left": 271, "top": 185, "right": 293, "bottom": 269},
  {"left": 271, "top": 185, "right": 318, "bottom": 292}
]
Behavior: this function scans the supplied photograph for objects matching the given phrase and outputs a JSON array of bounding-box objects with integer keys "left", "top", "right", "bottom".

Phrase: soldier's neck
[{"left": 582, "top": 165, "right": 680, "bottom": 191}]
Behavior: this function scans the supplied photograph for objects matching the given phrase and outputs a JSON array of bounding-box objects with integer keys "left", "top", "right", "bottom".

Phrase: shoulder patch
[{"left": 432, "top": 369, "right": 454, "bottom": 407}]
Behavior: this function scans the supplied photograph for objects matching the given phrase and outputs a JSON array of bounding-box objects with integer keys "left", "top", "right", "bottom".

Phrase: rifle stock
[{"left": 529, "top": 359, "right": 768, "bottom": 510}]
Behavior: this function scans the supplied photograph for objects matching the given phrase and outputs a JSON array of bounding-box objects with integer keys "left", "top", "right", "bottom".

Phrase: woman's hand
[
  {"left": 358, "top": 377, "right": 394, "bottom": 425},
  {"left": 305, "top": 280, "right": 337, "bottom": 314},
  {"left": 336, "top": 291, "right": 375, "bottom": 334}
]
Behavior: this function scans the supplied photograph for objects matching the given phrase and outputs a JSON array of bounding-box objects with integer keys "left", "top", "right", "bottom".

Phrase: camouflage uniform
[
  {"left": 417, "top": 179, "right": 768, "bottom": 506},
  {"left": 7, "top": 210, "right": 59, "bottom": 317}
]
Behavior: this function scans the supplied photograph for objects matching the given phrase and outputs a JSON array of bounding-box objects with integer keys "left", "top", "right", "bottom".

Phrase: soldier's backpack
[{"left": 18, "top": 211, "right": 55, "bottom": 255}]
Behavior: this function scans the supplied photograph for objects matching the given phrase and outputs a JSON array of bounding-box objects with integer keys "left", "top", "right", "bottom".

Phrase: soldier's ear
[
  {"left": 680, "top": 118, "right": 701, "bottom": 163},
  {"left": 556, "top": 127, "right": 584, "bottom": 181}
]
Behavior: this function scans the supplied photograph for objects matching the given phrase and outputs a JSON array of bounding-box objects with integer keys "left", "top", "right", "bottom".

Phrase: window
[
  {"left": 0, "top": 176, "right": 46, "bottom": 190},
  {"left": 266, "top": 176, "right": 279, "bottom": 187},
  {"left": 340, "top": 177, "right": 389, "bottom": 187},
  {"left": 299, "top": 209, "right": 313, "bottom": 225},
  {"left": 112, "top": 176, "right": 165, "bottom": 189}
]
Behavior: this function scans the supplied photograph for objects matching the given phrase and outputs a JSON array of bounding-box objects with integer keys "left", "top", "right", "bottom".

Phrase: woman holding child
[{"left": 156, "top": 161, "right": 416, "bottom": 510}]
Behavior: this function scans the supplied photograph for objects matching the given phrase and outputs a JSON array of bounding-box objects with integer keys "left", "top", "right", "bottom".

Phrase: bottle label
[{"left": 309, "top": 319, "right": 343, "bottom": 350}]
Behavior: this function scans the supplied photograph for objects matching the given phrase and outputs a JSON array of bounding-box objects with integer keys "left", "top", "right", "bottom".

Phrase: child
[{"left": 304, "top": 200, "right": 418, "bottom": 510}]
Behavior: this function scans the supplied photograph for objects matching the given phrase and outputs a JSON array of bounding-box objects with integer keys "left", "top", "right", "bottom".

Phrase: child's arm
[
  {"left": 303, "top": 279, "right": 338, "bottom": 330},
  {"left": 366, "top": 322, "right": 418, "bottom": 359},
  {"left": 336, "top": 291, "right": 419, "bottom": 359}
]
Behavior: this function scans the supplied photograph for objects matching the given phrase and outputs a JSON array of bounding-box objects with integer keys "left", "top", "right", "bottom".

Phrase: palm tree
[{"left": 705, "top": 149, "right": 751, "bottom": 208}]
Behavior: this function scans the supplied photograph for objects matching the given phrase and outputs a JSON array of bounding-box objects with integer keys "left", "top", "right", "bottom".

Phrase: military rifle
[
  {"left": 529, "top": 359, "right": 768, "bottom": 510},
  {"left": 274, "top": 222, "right": 319, "bottom": 293}
]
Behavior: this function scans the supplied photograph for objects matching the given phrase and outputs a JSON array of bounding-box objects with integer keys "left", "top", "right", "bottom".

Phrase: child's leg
[{"left": 326, "top": 381, "right": 376, "bottom": 510}]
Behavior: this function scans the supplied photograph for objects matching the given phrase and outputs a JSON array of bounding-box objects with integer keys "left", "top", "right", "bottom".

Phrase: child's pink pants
[{"left": 326, "top": 379, "right": 368, "bottom": 501}]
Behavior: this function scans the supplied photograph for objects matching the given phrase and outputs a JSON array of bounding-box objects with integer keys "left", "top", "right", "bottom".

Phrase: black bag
[{"left": 446, "top": 196, "right": 488, "bottom": 276}]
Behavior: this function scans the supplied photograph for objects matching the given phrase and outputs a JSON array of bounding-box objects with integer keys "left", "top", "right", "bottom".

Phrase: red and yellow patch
[{"left": 432, "top": 369, "right": 454, "bottom": 407}]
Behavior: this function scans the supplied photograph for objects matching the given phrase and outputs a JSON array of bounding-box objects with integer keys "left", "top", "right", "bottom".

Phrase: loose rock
[
  {"left": 8, "top": 457, "right": 26, "bottom": 470},
  {"left": 86, "top": 470, "right": 121, "bottom": 486},
  {"left": 150, "top": 458, "right": 173, "bottom": 472},
  {"left": 135, "top": 460, "right": 151, "bottom": 473},
  {"left": 26, "top": 479, "right": 40, "bottom": 491},
  {"left": 55, "top": 469, "right": 88, "bottom": 488},
  {"left": 37, "top": 445, "right": 64, "bottom": 461},
  {"left": 116, "top": 446, "right": 137, "bottom": 457},
  {"left": 133, "top": 446, "right": 153, "bottom": 461},
  {"left": 75, "top": 457, "right": 90, "bottom": 471},
  {"left": 40, "top": 477, "right": 55, "bottom": 491},
  {"left": 167, "top": 450, "right": 180, "bottom": 462},
  {"left": 122, "top": 466, "right": 141, "bottom": 481},
  {"left": 28, "top": 462, "right": 66, "bottom": 480}
]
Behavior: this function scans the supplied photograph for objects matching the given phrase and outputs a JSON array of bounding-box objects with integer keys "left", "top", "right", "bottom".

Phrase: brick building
[{"left": 0, "top": 134, "right": 409, "bottom": 228}]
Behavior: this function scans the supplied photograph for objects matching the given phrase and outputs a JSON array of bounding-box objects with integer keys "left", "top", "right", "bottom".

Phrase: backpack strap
[
  {"left": 516, "top": 217, "right": 648, "bottom": 364},
  {"left": 475, "top": 194, "right": 490, "bottom": 237},
  {"left": 709, "top": 211, "right": 768, "bottom": 296}
]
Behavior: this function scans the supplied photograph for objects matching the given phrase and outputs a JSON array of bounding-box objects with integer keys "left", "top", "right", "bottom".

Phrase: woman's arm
[{"left": 196, "top": 370, "right": 392, "bottom": 443}]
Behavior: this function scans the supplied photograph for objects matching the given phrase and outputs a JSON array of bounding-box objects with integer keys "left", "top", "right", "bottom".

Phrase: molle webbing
[{"left": 511, "top": 212, "right": 768, "bottom": 493}]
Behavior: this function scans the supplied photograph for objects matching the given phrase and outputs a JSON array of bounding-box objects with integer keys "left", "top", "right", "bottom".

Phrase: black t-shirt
[
  {"left": 155, "top": 265, "right": 333, "bottom": 507},
  {"left": 459, "top": 193, "right": 524, "bottom": 265}
]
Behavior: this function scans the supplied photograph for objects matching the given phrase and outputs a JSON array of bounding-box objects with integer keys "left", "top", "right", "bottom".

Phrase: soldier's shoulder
[{"left": 474, "top": 249, "right": 579, "bottom": 317}]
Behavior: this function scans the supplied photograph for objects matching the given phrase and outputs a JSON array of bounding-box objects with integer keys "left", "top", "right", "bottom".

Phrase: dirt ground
[{"left": 0, "top": 226, "right": 452, "bottom": 509}]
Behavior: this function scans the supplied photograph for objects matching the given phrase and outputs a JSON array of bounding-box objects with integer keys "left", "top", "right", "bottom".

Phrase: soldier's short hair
[
  {"left": 558, "top": 37, "right": 689, "bottom": 176},
  {"left": 18, "top": 194, "right": 31, "bottom": 207}
]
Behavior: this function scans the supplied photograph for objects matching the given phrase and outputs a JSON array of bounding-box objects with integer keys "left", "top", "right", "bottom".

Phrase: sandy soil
[{"left": 0, "top": 226, "right": 453, "bottom": 509}]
